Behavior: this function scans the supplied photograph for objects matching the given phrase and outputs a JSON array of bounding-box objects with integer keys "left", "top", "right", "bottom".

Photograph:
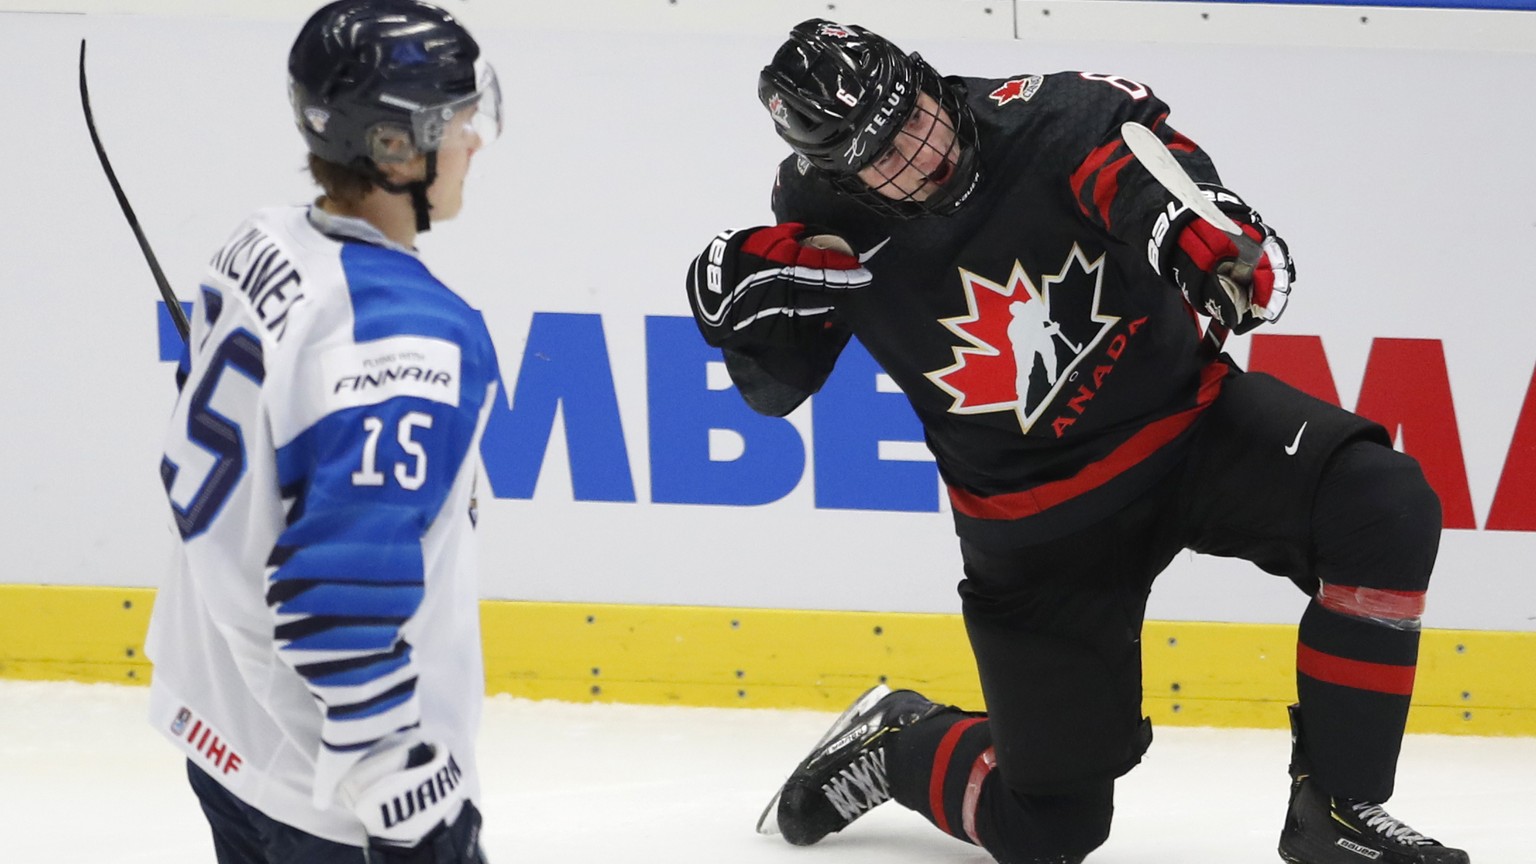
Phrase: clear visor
[{"left": 413, "top": 59, "right": 503, "bottom": 152}]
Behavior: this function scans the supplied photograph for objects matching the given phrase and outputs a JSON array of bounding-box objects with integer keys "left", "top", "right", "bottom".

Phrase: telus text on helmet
[{"left": 843, "top": 80, "right": 909, "bottom": 165}]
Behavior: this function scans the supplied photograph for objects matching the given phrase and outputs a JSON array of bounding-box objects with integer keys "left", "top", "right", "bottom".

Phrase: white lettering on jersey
[{"left": 211, "top": 226, "right": 306, "bottom": 340}]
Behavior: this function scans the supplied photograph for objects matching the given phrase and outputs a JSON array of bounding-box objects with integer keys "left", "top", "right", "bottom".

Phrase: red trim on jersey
[
  {"left": 929, "top": 717, "right": 986, "bottom": 837},
  {"left": 1317, "top": 584, "right": 1427, "bottom": 622},
  {"left": 1147, "top": 113, "right": 1200, "bottom": 155},
  {"left": 1069, "top": 139, "right": 1123, "bottom": 221},
  {"left": 1071, "top": 115, "right": 1199, "bottom": 230},
  {"left": 1091, "top": 154, "right": 1138, "bottom": 232},
  {"left": 947, "top": 361, "right": 1226, "bottom": 520},
  {"left": 961, "top": 746, "right": 998, "bottom": 846},
  {"left": 1297, "top": 643, "right": 1417, "bottom": 696}
]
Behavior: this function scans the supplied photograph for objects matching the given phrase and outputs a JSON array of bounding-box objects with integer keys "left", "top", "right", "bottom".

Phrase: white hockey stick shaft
[
  {"left": 1120, "top": 121, "right": 1260, "bottom": 348},
  {"left": 1119, "top": 122, "right": 1263, "bottom": 268}
]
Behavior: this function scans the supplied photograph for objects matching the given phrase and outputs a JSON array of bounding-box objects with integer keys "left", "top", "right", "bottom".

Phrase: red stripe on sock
[
  {"left": 929, "top": 717, "right": 986, "bottom": 837},
  {"left": 1297, "top": 643, "right": 1417, "bottom": 696},
  {"left": 961, "top": 746, "right": 998, "bottom": 846}
]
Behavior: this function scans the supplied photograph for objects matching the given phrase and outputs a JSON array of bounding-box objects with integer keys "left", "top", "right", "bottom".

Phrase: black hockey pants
[{"left": 886, "top": 369, "right": 1441, "bottom": 862}]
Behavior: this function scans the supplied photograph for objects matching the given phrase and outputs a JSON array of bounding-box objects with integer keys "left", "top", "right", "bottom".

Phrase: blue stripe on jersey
[
  {"left": 305, "top": 648, "right": 414, "bottom": 688},
  {"left": 283, "top": 624, "right": 401, "bottom": 653},
  {"left": 274, "top": 399, "right": 474, "bottom": 512},
  {"left": 269, "top": 532, "right": 427, "bottom": 586},
  {"left": 276, "top": 583, "right": 425, "bottom": 619},
  {"left": 264, "top": 238, "right": 499, "bottom": 751},
  {"left": 339, "top": 243, "right": 482, "bottom": 346},
  {"left": 328, "top": 678, "right": 417, "bottom": 721}
]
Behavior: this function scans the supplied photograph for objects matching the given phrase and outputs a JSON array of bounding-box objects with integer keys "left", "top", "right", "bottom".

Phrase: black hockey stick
[
  {"left": 1121, "top": 121, "right": 1266, "bottom": 351},
  {"left": 79, "top": 39, "right": 189, "bottom": 342}
]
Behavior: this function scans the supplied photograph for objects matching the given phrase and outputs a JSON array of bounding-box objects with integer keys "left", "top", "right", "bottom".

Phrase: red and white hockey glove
[
  {"left": 1160, "top": 184, "right": 1294, "bottom": 335},
  {"left": 687, "top": 222, "right": 870, "bottom": 348}
]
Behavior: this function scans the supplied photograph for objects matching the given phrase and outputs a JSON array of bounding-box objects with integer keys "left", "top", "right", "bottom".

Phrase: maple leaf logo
[
  {"left": 988, "top": 75, "right": 1043, "bottom": 107},
  {"left": 925, "top": 246, "right": 1119, "bottom": 434}
]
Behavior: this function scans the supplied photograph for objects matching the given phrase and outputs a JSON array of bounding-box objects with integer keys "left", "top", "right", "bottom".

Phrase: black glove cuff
[{"left": 365, "top": 801, "right": 484, "bottom": 864}]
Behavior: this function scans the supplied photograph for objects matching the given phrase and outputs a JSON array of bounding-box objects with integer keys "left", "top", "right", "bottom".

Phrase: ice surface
[{"left": 4, "top": 680, "right": 1531, "bottom": 863}]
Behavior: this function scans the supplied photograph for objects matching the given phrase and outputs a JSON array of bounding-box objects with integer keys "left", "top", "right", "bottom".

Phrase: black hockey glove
[
  {"left": 1158, "top": 184, "right": 1294, "bottom": 335},
  {"left": 687, "top": 223, "right": 870, "bottom": 349}
]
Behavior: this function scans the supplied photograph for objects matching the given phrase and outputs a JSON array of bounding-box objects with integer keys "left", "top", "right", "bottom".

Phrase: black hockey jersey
[{"left": 735, "top": 72, "right": 1237, "bottom": 544}]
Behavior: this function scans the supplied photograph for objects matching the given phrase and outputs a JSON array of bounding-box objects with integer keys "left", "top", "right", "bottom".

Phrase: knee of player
[
  {"left": 1310, "top": 442, "right": 1445, "bottom": 629},
  {"left": 1376, "top": 455, "right": 1443, "bottom": 568},
  {"left": 1367, "top": 448, "right": 1443, "bottom": 557},
  {"left": 1317, "top": 441, "right": 1442, "bottom": 561},
  {"left": 983, "top": 784, "right": 1113, "bottom": 864}
]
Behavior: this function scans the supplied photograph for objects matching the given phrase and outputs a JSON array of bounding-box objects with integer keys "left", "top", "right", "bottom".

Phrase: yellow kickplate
[
  {"left": 0, "top": 585, "right": 153, "bottom": 683},
  {"left": 3, "top": 586, "right": 1531, "bottom": 735}
]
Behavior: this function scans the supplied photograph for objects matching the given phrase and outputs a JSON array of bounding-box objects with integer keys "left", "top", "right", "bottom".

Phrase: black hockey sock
[
  {"left": 1296, "top": 599, "right": 1420, "bottom": 802},
  {"left": 887, "top": 710, "right": 992, "bottom": 844},
  {"left": 1297, "top": 439, "right": 1439, "bottom": 802},
  {"left": 886, "top": 712, "right": 1112, "bottom": 861}
]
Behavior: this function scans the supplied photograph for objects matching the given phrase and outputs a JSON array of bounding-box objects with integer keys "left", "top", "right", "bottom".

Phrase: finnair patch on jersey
[{"left": 321, "top": 335, "right": 461, "bottom": 411}]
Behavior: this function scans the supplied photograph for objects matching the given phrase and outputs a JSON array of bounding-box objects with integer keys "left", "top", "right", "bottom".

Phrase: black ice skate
[
  {"left": 1278, "top": 705, "right": 1469, "bottom": 864},
  {"left": 757, "top": 684, "right": 945, "bottom": 846}
]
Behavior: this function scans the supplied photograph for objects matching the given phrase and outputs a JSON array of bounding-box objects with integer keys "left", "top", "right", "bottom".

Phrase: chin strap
[
  {"left": 409, "top": 151, "right": 438, "bottom": 233},
  {"left": 375, "top": 151, "right": 439, "bottom": 234}
]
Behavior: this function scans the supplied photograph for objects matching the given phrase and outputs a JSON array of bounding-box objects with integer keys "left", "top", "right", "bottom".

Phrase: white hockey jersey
[{"left": 146, "top": 205, "right": 500, "bottom": 845}]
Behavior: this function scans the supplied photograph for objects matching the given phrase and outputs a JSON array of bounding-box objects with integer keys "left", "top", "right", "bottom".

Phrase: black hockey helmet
[
  {"left": 288, "top": 0, "right": 501, "bottom": 229},
  {"left": 758, "top": 19, "right": 980, "bottom": 218}
]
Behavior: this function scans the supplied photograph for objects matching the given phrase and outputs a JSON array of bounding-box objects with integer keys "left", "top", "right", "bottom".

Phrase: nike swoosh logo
[
  {"left": 1284, "top": 421, "right": 1309, "bottom": 456},
  {"left": 859, "top": 237, "right": 892, "bottom": 264}
]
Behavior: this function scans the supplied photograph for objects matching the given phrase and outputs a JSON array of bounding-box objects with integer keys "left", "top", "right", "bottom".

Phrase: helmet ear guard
[{"left": 367, "top": 124, "right": 417, "bottom": 165}]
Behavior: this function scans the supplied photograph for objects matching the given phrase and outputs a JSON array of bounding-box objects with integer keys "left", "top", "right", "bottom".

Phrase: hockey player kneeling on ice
[
  {"left": 686, "top": 19, "right": 1468, "bottom": 864},
  {"left": 146, "top": 1, "right": 504, "bottom": 861}
]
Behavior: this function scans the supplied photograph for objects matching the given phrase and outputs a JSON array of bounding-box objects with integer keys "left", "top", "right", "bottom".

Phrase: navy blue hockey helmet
[
  {"left": 758, "top": 19, "right": 980, "bottom": 217},
  {"left": 287, "top": 0, "right": 501, "bottom": 228}
]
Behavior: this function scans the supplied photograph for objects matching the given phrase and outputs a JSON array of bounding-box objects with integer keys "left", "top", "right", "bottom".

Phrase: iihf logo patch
[
  {"left": 989, "top": 76, "right": 1043, "bottom": 107},
  {"left": 170, "top": 707, "right": 192, "bottom": 736}
]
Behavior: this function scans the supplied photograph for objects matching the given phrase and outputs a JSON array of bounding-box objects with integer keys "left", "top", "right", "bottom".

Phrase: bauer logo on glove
[
  {"left": 687, "top": 222, "right": 872, "bottom": 348},
  {"left": 1156, "top": 184, "right": 1295, "bottom": 335}
]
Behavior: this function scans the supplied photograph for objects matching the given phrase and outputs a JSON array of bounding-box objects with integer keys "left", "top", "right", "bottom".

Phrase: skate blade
[
  {"left": 756, "top": 789, "right": 783, "bottom": 835},
  {"left": 754, "top": 684, "right": 893, "bottom": 837}
]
